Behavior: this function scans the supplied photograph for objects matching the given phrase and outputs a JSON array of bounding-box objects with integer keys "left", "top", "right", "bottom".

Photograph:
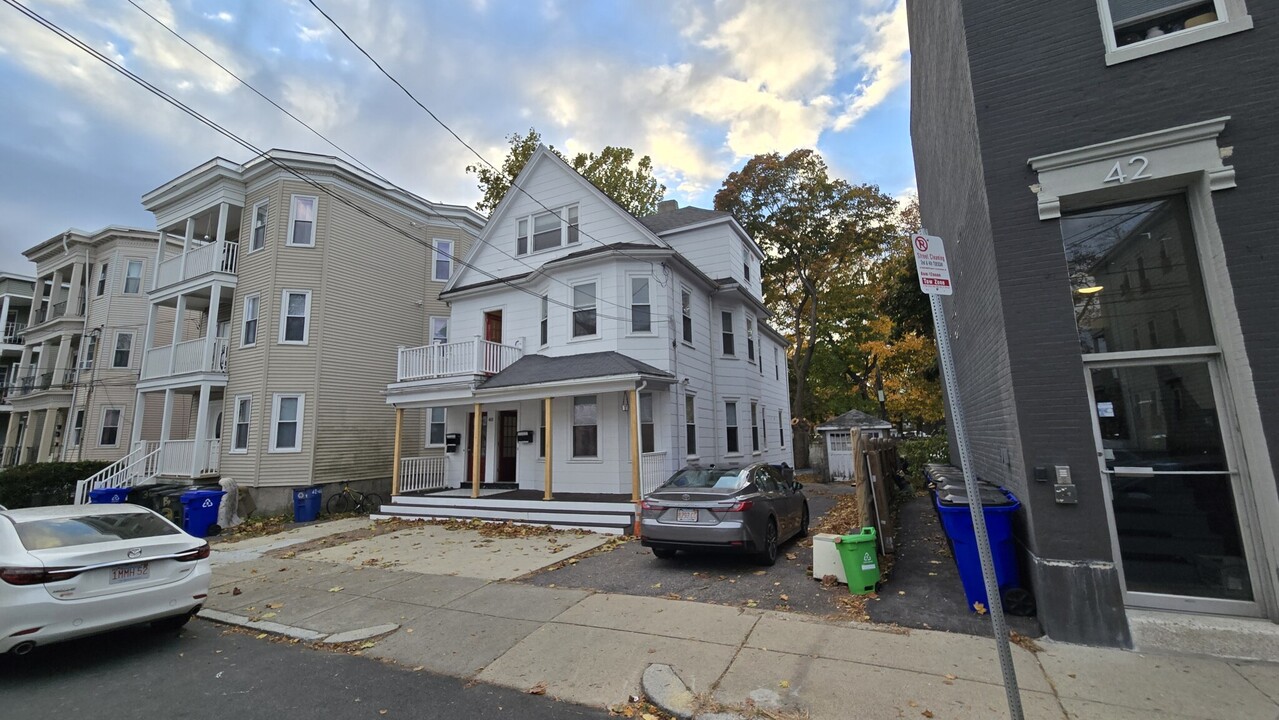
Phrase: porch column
[
  {"left": 179, "top": 217, "right": 194, "bottom": 279},
  {"left": 215, "top": 202, "right": 229, "bottom": 244},
  {"left": 202, "top": 282, "right": 223, "bottom": 371},
  {"left": 159, "top": 389, "right": 174, "bottom": 446},
  {"left": 65, "top": 262, "right": 85, "bottom": 317},
  {"left": 26, "top": 277, "right": 43, "bottom": 327},
  {"left": 391, "top": 407, "right": 403, "bottom": 496},
  {"left": 49, "top": 269, "right": 64, "bottom": 314},
  {"left": 153, "top": 232, "right": 166, "bottom": 292},
  {"left": 4, "top": 410, "right": 23, "bottom": 458},
  {"left": 471, "top": 402, "right": 482, "bottom": 498},
  {"left": 52, "top": 333, "right": 73, "bottom": 387},
  {"left": 168, "top": 295, "right": 187, "bottom": 375},
  {"left": 129, "top": 390, "right": 146, "bottom": 448},
  {"left": 543, "top": 397, "right": 553, "bottom": 501},
  {"left": 191, "top": 385, "right": 210, "bottom": 477},
  {"left": 629, "top": 389, "right": 641, "bottom": 503},
  {"left": 1, "top": 295, "right": 11, "bottom": 337},
  {"left": 37, "top": 408, "right": 59, "bottom": 462}
]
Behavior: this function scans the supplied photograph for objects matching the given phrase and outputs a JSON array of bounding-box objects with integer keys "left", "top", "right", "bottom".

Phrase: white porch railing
[
  {"left": 156, "top": 239, "right": 239, "bottom": 290},
  {"left": 401, "top": 456, "right": 447, "bottom": 493},
  {"left": 640, "top": 450, "right": 670, "bottom": 497},
  {"left": 397, "top": 338, "right": 522, "bottom": 382},
  {"left": 141, "top": 337, "right": 230, "bottom": 379},
  {"left": 74, "top": 443, "right": 162, "bottom": 504},
  {"left": 149, "top": 438, "right": 221, "bottom": 477}
]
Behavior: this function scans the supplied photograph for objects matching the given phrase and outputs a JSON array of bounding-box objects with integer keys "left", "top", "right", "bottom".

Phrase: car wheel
[
  {"left": 757, "top": 519, "right": 779, "bottom": 566},
  {"left": 797, "top": 504, "right": 810, "bottom": 538},
  {"left": 651, "top": 546, "right": 678, "bottom": 560},
  {"left": 152, "top": 612, "right": 193, "bottom": 633}
]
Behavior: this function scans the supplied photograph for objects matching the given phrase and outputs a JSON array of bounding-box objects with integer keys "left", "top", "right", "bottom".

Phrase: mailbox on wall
[
  {"left": 516, "top": 430, "right": 535, "bottom": 443},
  {"left": 444, "top": 433, "right": 461, "bottom": 452}
]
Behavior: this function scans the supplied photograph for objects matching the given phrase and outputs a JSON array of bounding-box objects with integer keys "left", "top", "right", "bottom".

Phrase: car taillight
[
  {"left": 176, "top": 543, "right": 210, "bottom": 562},
  {"left": 0, "top": 567, "right": 78, "bottom": 586},
  {"left": 722, "top": 500, "right": 753, "bottom": 513},
  {"left": 640, "top": 500, "right": 659, "bottom": 511}
]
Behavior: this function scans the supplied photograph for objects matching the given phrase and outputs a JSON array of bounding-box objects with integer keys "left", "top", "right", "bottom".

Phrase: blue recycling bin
[
  {"left": 293, "top": 486, "right": 322, "bottom": 523},
  {"left": 88, "top": 487, "right": 132, "bottom": 504},
  {"left": 935, "top": 487, "right": 1021, "bottom": 612},
  {"left": 180, "top": 489, "right": 226, "bottom": 537}
]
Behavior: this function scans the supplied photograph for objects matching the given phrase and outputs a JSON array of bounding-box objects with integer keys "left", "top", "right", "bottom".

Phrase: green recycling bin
[{"left": 835, "top": 527, "right": 880, "bottom": 595}]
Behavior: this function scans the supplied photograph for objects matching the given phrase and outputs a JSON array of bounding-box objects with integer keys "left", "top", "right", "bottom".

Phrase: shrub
[
  {"left": 898, "top": 434, "right": 950, "bottom": 491},
  {"left": 0, "top": 461, "right": 111, "bottom": 509}
]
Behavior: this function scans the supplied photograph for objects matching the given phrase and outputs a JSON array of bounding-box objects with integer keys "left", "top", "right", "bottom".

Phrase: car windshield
[
  {"left": 659, "top": 468, "right": 748, "bottom": 491},
  {"left": 13, "top": 513, "right": 180, "bottom": 550}
]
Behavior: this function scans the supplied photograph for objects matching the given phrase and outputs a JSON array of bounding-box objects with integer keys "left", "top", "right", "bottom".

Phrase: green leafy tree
[
  {"left": 714, "top": 149, "right": 898, "bottom": 466},
  {"left": 467, "top": 128, "right": 666, "bottom": 216}
]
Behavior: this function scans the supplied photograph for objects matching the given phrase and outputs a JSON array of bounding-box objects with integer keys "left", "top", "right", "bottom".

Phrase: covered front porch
[{"left": 381, "top": 351, "right": 677, "bottom": 533}]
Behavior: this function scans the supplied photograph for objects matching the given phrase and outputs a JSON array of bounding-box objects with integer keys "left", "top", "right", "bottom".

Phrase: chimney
[{"left": 657, "top": 199, "right": 678, "bottom": 214}]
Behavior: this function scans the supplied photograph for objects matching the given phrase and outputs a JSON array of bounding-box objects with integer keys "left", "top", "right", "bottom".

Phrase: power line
[{"left": 3, "top": 0, "right": 640, "bottom": 325}]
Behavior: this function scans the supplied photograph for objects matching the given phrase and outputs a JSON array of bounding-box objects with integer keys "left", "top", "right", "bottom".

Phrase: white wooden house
[{"left": 381, "top": 147, "right": 795, "bottom": 532}]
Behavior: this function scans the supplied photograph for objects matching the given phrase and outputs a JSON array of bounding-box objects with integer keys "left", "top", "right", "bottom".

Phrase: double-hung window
[
  {"left": 721, "top": 312, "right": 735, "bottom": 356},
  {"left": 775, "top": 347, "right": 780, "bottom": 380},
  {"left": 123, "top": 260, "right": 143, "bottom": 294},
  {"left": 96, "top": 263, "right": 109, "bottom": 296},
  {"left": 270, "top": 394, "right": 303, "bottom": 452},
  {"left": 71, "top": 410, "right": 85, "bottom": 447},
  {"left": 681, "top": 289, "right": 693, "bottom": 344},
  {"left": 540, "top": 296, "right": 549, "bottom": 346},
  {"left": 432, "top": 239, "right": 453, "bottom": 281},
  {"left": 779, "top": 410, "right": 785, "bottom": 447},
  {"left": 232, "top": 396, "right": 252, "bottom": 453},
  {"left": 750, "top": 401, "right": 760, "bottom": 453},
  {"left": 279, "top": 290, "right": 311, "bottom": 344},
  {"left": 517, "top": 205, "right": 580, "bottom": 254},
  {"left": 288, "top": 195, "right": 317, "bottom": 247},
  {"left": 81, "top": 335, "right": 98, "bottom": 371},
  {"left": 250, "top": 200, "right": 268, "bottom": 251},
  {"left": 1098, "top": 0, "right": 1253, "bottom": 65},
  {"left": 111, "top": 332, "right": 133, "bottom": 369},
  {"left": 746, "top": 318, "right": 755, "bottom": 362},
  {"left": 430, "top": 317, "right": 449, "bottom": 345},
  {"left": 426, "top": 408, "right": 446, "bottom": 446},
  {"left": 725, "top": 401, "right": 739, "bottom": 454},
  {"left": 685, "top": 394, "right": 697, "bottom": 456},
  {"left": 572, "top": 395, "right": 598, "bottom": 458},
  {"left": 631, "top": 277, "right": 651, "bottom": 333},
  {"left": 572, "top": 282, "right": 597, "bottom": 338},
  {"left": 241, "top": 295, "right": 259, "bottom": 347},
  {"left": 639, "top": 392, "right": 654, "bottom": 453},
  {"left": 743, "top": 242, "right": 751, "bottom": 282},
  {"left": 99, "top": 408, "right": 121, "bottom": 447}
]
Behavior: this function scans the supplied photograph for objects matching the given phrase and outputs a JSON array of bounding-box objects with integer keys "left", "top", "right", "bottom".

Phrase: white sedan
[{"left": 0, "top": 503, "right": 212, "bottom": 656}]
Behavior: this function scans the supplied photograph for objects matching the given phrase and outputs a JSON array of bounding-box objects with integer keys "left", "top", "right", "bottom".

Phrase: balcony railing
[
  {"left": 37, "top": 297, "right": 85, "bottom": 325},
  {"left": 141, "top": 337, "right": 230, "bottom": 380},
  {"left": 155, "top": 239, "right": 239, "bottom": 290},
  {"left": 396, "top": 339, "right": 522, "bottom": 382},
  {"left": 3, "top": 321, "right": 25, "bottom": 344},
  {"left": 138, "top": 438, "right": 221, "bottom": 477},
  {"left": 401, "top": 456, "right": 447, "bottom": 494}
]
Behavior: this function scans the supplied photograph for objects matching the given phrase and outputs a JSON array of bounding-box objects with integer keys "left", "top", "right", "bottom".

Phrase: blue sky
[{"left": 0, "top": 0, "right": 913, "bottom": 271}]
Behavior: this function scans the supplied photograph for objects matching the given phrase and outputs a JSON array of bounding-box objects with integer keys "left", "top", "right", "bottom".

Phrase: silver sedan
[
  {"left": 0, "top": 503, "right": 212, "bottom": 656},
  {"left": 639, "top": 464, "right": 809, "bottom": 566}
]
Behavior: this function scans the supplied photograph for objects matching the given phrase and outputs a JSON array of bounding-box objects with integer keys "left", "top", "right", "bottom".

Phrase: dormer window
[
  {"left": 516, "top": 205, "right": 580, "bottom": 255},
  {"left": 743, "top": 242, "right": 751, "bottom": 282}
]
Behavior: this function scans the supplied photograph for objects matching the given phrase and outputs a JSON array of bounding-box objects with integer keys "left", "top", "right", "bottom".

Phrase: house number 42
[{"left": 1104, "top": 155, "right": 1152, "bottom": 184}]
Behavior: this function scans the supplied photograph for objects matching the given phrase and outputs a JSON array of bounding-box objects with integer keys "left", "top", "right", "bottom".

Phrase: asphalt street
[{"left": 0, "top": 619, "right": 612, "bottom": 720}]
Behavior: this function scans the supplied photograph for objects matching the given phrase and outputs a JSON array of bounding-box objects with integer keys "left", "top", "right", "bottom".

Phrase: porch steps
[{"left": 374, "top": 493, "right": 636, "bottom": 535}]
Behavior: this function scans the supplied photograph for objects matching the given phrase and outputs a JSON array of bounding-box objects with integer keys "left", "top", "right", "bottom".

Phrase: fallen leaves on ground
[
  {"left": 807, "top": 494, "right": 862, "bottom": 543},
  {"left": 526, "top": 681, "right": 548, "bottom": 695},
  {"left": 973, "top": 601, "right": 987, "bottom": 615},
  {"left": 1010, "top": 630, "right": 1043, "bottom": 654}
]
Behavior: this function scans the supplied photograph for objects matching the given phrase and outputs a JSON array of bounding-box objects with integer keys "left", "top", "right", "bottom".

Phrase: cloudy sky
[{"left": 0, "top": 0, "right": 913, "bottom": 272}]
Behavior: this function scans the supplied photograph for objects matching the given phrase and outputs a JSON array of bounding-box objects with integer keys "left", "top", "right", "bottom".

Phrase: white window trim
[
  {"left": 431, "top": 238, "right": 454, "bottom": 282},
  {"left": 231, "top": 395, "right": 252, "bottom": 454},
  {"left": 721, "top": 310, "right": 736, "bottom": 357},
  {"left": 249, "top": 199, "right": 269, "bottom": 253},
  {"left": 571, "top": 395, "right": 599, "bottom": 459},
  {"left": 98, "top": 406, "right": 123, "bottom": 448},
  {"left": 1096, "top": 0, "right": 1252, "bottom": 66},
  {"left": 241, "top": 294, "right": 260, "bottom": 348},
  {"left": 628, "top": 274, "right": 655, "bottom": 336},
  {"left": 746, "top": 317, "right": 756, "bottom": 363},
  {"left": 286, "top": 194, "right": 318, "bottom": 247},
  {"left": 750, "top": 400, "right": 761, "bottom": 455},
  {"left": 122, "top": 259, "right": 144, "bottom": 295},
  {"left": 278, "top": 289, "right": 312, "bottom": 345},
  {"left": 96, "top": 262, "right": 109, "bottom": 296},
  {"left": 269, "top": 393, "right": 304, "bottom": 453},
  {"left": 680, "top": 287, "right": 695, "bottom": 347},
  {"left": 724, "top": 399, "right": 741, "bottom": 457},
  {"left": 429, "top": 316, "right": 449, "bottom": 345},
  {"left": 515, "top": 204, "right": 580, "bottom": 256},
  {"left": 70, "top": 409, "right": 85, "bottom": 448},
  {"left": 569, "top": 278, "right": 600, "bottom": 341},
  {"left": 110, "top": 331, "right": 134, "bottom": 369},
  {"left": 540, "top": 295, "right": 550, "bottom": 348},
  {"left": 684, "top": 392, "right": 698, "bottom": 460},
  {"left": 425, "top": 407, "right": 447, "bottom": 448}
]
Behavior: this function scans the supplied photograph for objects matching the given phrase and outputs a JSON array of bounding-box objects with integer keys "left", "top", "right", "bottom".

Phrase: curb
[
  {"left": 641, "top": 664, "right": 747, "bottom": 720},
  {"left": 197, "top": 609, "right": 398, "bottom": 645}
]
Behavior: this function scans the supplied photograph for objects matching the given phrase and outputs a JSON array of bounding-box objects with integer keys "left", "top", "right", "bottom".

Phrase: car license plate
[
  {"left": 109, "top": 563, "right": 150, "bottom": 584},
  {"left": 676, "top": 509, "right": 698, "bottom": 523}
]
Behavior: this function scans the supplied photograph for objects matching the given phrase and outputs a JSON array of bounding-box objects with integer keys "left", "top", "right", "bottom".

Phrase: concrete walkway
[{"left": 203, "top": 521, "right": 1279, "bottom": 720}]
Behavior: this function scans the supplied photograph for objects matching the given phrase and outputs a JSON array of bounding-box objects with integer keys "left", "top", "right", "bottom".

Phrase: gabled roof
[
  {"left": 638, "top": 206, "right": 731, "bottom": 234},
  {"left": 478, "top": 351, "right": 672, "bottom": 390},
  {"left": 815, "top": 408, "right": 893, "bottom": 432}
]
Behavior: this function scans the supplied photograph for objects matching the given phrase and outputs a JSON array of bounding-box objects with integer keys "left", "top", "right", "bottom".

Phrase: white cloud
[
  {"left": 297, "top": 24, "right": 330, "bottom": 43},
  {"left": 834, "top": 0, "right": 910, "bottom": 130},
  {"left": 699, "top": 0, "right": 839, "bottom": 96},
  {"left": 204, "top": 11, "right": 234, "bottom": 23}
]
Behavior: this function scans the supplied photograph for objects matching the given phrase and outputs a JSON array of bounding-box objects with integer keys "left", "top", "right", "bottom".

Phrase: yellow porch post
[
  {"left": 471, "top": 402, "right": 483, "bottom": 499},
  {"left": 391, "top": 407, "right": 404, "bottom": 496},
  {"left": 543, "top": 397, "right": 554, "bottom": 500},
  {"left": 629, "top": 389, "right": 641, "bottom": 503}
]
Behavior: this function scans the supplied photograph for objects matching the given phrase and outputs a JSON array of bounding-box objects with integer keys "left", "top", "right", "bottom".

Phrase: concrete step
[
  {"left": 376, "top": 497, "right": 635, "bottom": 535},
  {"left": 1129, "top": 608, "right": 1279, "bottom": 662}
]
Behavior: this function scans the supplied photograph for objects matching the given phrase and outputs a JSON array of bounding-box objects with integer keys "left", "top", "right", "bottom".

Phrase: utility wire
[{"left": 3, "top": 0, "right": 640, "bottom": 323}]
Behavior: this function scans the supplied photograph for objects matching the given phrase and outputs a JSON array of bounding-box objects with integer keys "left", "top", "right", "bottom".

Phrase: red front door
[{"left": 484, "top": 311, "right": 503, "bottom": 344}]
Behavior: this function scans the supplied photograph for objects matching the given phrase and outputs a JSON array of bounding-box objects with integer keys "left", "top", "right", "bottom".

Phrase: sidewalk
[{"left": 202, "top": 520, "right": 1279, "bottom": 720}]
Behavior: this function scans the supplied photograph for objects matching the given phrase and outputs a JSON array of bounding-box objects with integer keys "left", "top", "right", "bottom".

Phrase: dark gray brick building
[{"left": 907, "top": 0, "right": 1277, "bottom": 647}]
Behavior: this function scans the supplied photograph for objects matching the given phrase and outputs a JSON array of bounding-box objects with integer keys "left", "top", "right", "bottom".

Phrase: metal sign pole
[{"left": 916, "top": 230, "right": 1023, "bottom": 719}]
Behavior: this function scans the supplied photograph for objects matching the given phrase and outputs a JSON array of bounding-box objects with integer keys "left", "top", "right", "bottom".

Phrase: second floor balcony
[
  {"left": 2, "top": 321, "right": 26, "bottom": 345},
  {"left": 141, "top": 337, "right": 230, "bottom": 381},
  {"left": 13, "top": 365, "right": 75, "bottom": 398},
  {"left": 396, "top": 338, "right": 522, "bottom": 383},
  {"left": 155, "top": 239, "right": 238, "bottom": 292}
]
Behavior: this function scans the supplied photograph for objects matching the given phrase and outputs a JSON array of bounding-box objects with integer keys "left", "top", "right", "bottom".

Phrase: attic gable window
[{"left": 516, "top": 205, "right": 579, "bottom": 255}]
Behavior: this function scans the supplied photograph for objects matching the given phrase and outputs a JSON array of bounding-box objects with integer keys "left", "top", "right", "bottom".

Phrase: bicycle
[{"left": 326, "top": 483, "right": 384, "bottom": 515}]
